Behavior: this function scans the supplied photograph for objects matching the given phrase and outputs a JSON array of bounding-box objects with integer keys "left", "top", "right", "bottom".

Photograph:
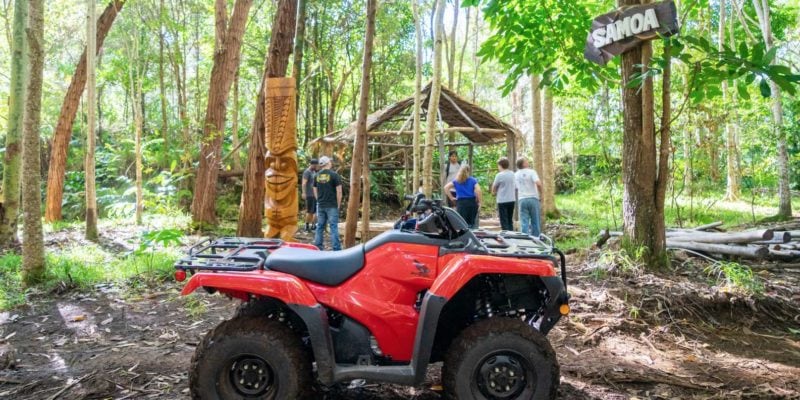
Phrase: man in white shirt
[{"left": 514, "top": 157, "right": 543, "bottom": 236}]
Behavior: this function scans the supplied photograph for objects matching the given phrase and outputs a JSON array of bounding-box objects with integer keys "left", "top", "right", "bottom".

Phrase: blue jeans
[
  {"left": 519, "top": 197, "right": 541, "bottom": 237},
  {"left": 314, "top": 207, "right": 341, "bottom": 251}
]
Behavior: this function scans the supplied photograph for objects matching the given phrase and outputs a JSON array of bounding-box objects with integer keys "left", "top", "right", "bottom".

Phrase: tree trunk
[
  {"left": 191, "top": 0, "right": 254, "bottom": 228},
  {"left": 530, "top": 75, "right": 543, "bottom": 178},
  {"left": 684, "top": 127, "right": 694, "bottom": 193},
  {"left": 231, "top": 70, "right": 241, "bottom": 170},
  {"left": 158, "top": 0, "right": 168, "bottom": 162},
  {"left": 541, "top": 86, "right": 559, "bottom": 217},
  {"left": 618, "top": 0, "right": 667, "bottom": 268},
  {"left": 85, "top": 0, "right": 99, "bottom": 241},
  {"left": 720, "top": 0, "right": 740, "bottom": 201},
  {"left": 237, "top": 0, "right": 297, "bottom": 237},
  {"left": 412, "top": 0, "right": 422, "bottom": 195},
  {"left": 752, "top": 0, "right": 791, "bottom": 218},
  {"left": 133, "top": 64, "right": 144, "bottom": 225},
  {"left": 44, "top": 0, "right": 124, "bottom": 223},
  {"left": 423, "top": 0, "right": 445, "bottom": 197},
  {"left": 456, "top": 7, "right": 470, "bottom": 93},
  {"left": 21, "top": 0, "right": 44, "bottom": 284},
  {"left": 292, "top": 0, "right": 306, "bottom": 115},
  {"left": 344, "top": 0, "right": 377, "bottom": 248},
  {"left": 0, "top": 0, "right": 28, "bottom": 246}
]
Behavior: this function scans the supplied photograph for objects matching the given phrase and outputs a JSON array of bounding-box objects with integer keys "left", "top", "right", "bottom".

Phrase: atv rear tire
[
  {"left": 189, "top": 317, "right": 313, "bottom": 400},
  {"left": 442, "top": 318, "right": 559, "bottom": 400}
]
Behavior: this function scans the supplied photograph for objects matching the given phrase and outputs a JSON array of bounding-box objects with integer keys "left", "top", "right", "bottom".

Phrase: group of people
[
  {"left": 441, "top": 151, "right": 543, "bottom": 237},
  {"left": 300, "top": 151, "right": 545, "bottom": 252}
]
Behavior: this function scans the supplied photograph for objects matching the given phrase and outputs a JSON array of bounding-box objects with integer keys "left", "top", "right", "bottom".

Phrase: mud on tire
[
  {"left": 442, "top": 318, "right": 559, "bottom": 400},
  {"left": 189, "top": 316, "right": 313, "bottom": 400}
]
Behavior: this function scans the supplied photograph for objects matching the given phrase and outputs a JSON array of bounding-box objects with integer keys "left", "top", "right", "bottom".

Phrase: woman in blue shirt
[{"left": 444, "top": 165, "right": 482, "bottom": 228}]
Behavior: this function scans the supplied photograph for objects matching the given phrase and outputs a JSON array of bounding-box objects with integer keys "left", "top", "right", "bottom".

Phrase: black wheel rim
[
  {"left": 227, "top": 354, "right": 275, "bottom": 397},
  {"left": 473, "top": 350, "right": 536, "bottom": 399}
]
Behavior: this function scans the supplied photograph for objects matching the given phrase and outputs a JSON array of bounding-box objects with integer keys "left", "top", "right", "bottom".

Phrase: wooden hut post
[
  {"left": 468, "top": 144, "right": 474, "bottom": 169},
  {"left": 507, "top": 131, "right": 519, "bottom": 228}
]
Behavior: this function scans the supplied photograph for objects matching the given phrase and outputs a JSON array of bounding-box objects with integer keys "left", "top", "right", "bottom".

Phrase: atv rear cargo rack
[{"left": 174, "top": 237, "right": 282, "bottom": 272}]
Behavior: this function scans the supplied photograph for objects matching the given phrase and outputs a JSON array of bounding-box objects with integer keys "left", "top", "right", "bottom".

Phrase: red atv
[{"left": 175, "top": 198, "right": 569, "bottom": 399}]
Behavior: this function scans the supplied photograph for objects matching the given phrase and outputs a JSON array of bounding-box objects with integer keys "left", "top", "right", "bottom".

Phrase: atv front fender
[
  {"left": 180, "top": 271, "right": 318, "bottom": 307},
  {"left": 430, "top": 254, "right": 558, "bottom": 299}
]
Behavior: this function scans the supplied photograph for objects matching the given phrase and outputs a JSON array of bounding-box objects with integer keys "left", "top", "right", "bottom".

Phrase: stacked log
[{"left": 602, "top": 221, "right": 800, "bottom": 261}]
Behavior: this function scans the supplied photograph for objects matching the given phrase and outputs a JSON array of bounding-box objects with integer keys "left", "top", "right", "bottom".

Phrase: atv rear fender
[
  {"left": 180, "top": 270, "right": 317, "bottom": 306},
  {"left": 430, "top": 254, "right": 558, "bottom": 299}
]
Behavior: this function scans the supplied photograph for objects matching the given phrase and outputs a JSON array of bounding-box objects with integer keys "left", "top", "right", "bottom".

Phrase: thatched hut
[{"left": 311, "top": 83, "right": 523, "bottom": 195}]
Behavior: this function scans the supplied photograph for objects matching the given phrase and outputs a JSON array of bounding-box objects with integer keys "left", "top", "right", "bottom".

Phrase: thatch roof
[{"left": 313, "top": 83, "right": 522, "bottom": 146}]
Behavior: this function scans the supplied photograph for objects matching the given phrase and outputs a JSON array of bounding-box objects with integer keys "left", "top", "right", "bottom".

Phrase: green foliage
[
  {"left": 465, "top": 0, "right": 614, "bottom": 93},
  {"left": 704, "top": 261, "right": 763, "bottom": 295}
]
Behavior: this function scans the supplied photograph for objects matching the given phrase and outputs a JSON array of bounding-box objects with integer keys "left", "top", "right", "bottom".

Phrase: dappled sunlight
[{"left": 56, "top": 302, "right": 101, "bottom": 339}]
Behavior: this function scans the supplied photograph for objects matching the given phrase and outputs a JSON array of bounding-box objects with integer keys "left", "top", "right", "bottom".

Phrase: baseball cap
[
  {"left": 318, "top": 156, "right": 332, "bottom": 166},
  {"left": 310, "top": 158, "right": 319, "bottom": 165}
]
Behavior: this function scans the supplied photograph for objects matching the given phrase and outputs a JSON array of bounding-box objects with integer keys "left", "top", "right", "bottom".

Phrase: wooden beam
[{"left": 440, "top": 91, "right": 493, "bottom": 142}]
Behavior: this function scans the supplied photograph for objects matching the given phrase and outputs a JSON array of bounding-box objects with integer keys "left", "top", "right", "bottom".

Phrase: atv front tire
[
  {"left": 189, "top": 317, "right": 313, "bottom": 400},
  {"left": 442, "top": 318, "right": 559, "bottom": 400}
]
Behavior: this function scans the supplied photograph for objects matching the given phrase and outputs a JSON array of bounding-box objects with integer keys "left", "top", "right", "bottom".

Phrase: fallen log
[
  {"left": 693, "top": 221, "right": 724, "bottom": 231},
  {"left": 666, "top": 240, "right": 769, "bottom": 258},
  {"left": 768, "top": 249, "right": 800, "bottom": 261},
  {"left": 666, "top": 229, "right": 775, "bottom": 244}
]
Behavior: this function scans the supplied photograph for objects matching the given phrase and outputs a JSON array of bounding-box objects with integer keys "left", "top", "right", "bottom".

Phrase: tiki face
[
  {"left": 263, "top": 77, "right": 298, "bottom": 240},
  {"left": 265, "top": 152, "right": 298, "bottom": 204}
]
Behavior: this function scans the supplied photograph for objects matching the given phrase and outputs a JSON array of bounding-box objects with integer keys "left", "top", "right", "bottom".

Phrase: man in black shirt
[
  {"left": 301, "top": 159, "right": 319, "bottom": 232},
  {"left": 313, "top": 156, "right": 342, "bottom": 251}
]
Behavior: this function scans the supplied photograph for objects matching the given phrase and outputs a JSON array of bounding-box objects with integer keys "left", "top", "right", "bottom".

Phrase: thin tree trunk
[
  {"left": 456, "top": 7, "right": 470, "bottom": 93},
  {"left": 191, "top": 0, "right": 254, "bottom": 228},
  {"left": 530, "top": 75, "right": 543, "bottom": 178},
  {"left": 21, "top": 0, "right": 45, "bottom": 284},
  {"left": 412, "top": 0, "right": 422, "bottom": 195},
  {"left": 471, "top": 7, "right": 480, "bottom": 102},
  {"left": 85, "top": 0, "right": 98, "bottom": 240},
  {"left": 752, "top": 0, "right": 791, "bottom": 218},
  {"left": 684, "top": 126, "right": 694, "bottom": 193},
  {"left": 292, "top": 0, "right": 306, "bottom": 115},
  {"left": 133, "top": 62, "right": 144, "bottom": 225},
  {"left": 541, "top": 86, "right": 559, "bottom": 217},
  {"left": 446, "top": 0, "right": 458, "bottom": 148},
  {"left": 0, "top": 0, "right": 27, "bottom": 246},
  {"left": 237, "top": 0, "right": 297, "bottom": 237},
  {"left": 720, "top": 1, "right": 739, "bottom": 201},
  {"left": 44, "top": 0, "right": 124, "bottom": 223},
  {"left": 231, "top": 70, "right": 241, "bottom": 170},
  {"left": 423, "top": 0, "right": 445, "bottom": 197},
  {"left": 158, "top": 0, "right": 168, "bottom": 161},
  {"left": 344, "top": 0, "right": 377, "bottom": 248}
]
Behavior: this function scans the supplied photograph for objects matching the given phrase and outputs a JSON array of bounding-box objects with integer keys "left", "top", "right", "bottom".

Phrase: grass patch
[
  {"left": 0, "top": 245, "right": 182, "bottom": 311},
  {"left": 704, "top": 261, "right": 763, "bottom": 295},
  {"left": 554, "top": 187, "right": 784, "bottom": 251},
  {"left": 0, "top": 254, "right": 25, "bottom": 310}
]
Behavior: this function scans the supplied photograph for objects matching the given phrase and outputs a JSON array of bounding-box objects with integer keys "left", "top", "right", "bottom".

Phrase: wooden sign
[{"left": 584, "top": 0, "right": 679, "bottom": 65}]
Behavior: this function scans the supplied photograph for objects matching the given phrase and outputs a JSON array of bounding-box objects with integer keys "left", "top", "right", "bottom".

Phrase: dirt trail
[{"left": 0, "top": 255, "right": 798, "bottom": 399}]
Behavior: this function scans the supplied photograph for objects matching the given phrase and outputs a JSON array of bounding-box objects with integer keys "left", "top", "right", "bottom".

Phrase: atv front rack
[{"left": 174, "top": 237, "right": 282, "bottom": 272}]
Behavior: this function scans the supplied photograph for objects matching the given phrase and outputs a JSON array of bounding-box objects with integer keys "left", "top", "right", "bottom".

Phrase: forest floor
[{"left": 0, "top": 221, "right": 799, "bottom": 399}]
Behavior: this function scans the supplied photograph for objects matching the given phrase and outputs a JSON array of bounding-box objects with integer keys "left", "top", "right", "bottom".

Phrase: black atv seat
[{"left": 265, "top": 245, "right": 365, "bottom": 286}]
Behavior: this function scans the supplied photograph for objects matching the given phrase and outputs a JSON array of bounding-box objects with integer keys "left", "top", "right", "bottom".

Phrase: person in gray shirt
[{"left": 491, "top": 157, "right": 516, "bottom": 231}]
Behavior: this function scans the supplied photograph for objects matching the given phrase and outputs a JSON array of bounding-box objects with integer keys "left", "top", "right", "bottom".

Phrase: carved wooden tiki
[{"left": 264, "top": 77, "right": 298, "bottom": 241}]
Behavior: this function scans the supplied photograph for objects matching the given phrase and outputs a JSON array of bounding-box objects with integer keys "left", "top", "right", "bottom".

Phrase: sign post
[{"left": 584, "top": 0, "right": 679, "bottom": 65}]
